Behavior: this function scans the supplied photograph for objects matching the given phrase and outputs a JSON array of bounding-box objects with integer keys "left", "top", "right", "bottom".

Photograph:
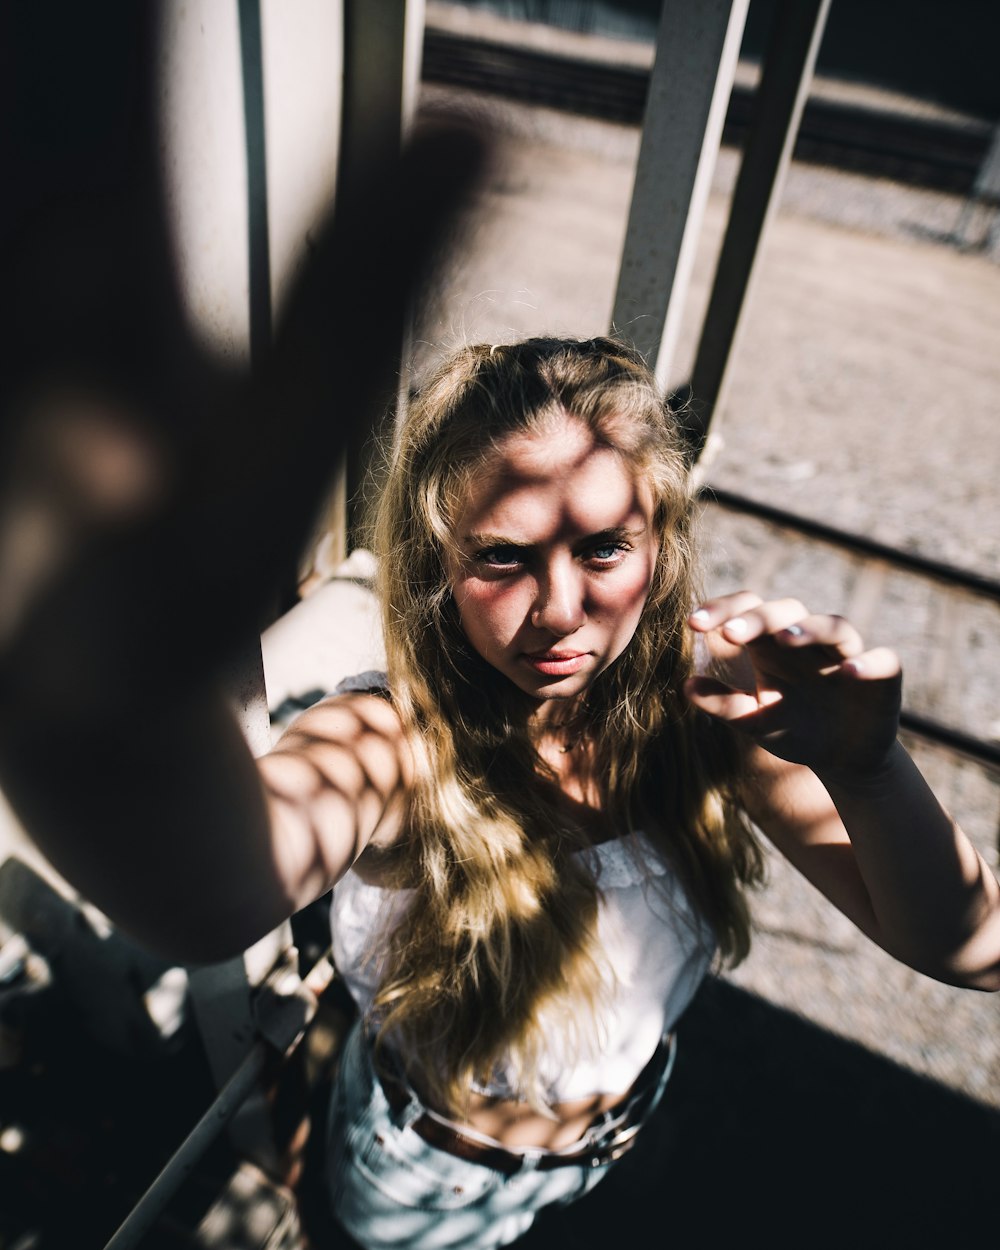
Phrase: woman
[
  {"left": 280, "top": 336, "right": 995, "bottom": 1248},
  {"left": 3, "top": 335, "right": 998, "bottom": 1250}
]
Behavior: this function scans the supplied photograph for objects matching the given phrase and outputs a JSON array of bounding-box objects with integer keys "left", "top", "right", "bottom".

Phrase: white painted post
[
  {"left": 611, "top": 0, "right": 749, "bottom": 390},
  {"left": 156, "top": 0, "right": 345, "bottom": 1172},
  {"left": 687, "top": 0, "right": 831, "bottom": 458}
]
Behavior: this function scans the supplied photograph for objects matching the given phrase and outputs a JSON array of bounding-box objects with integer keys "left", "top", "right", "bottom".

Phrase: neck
[
  {"left": 527, "top": 695, "right": 586, "bottom": 742},
  {"left": 528, "top": 707, "right": 595, "bottom": 790}
]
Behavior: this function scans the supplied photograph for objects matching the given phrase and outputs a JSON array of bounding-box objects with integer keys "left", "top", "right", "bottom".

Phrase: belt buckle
[{"left": 597, "top": 1122, "right": 642, "bottom": 1165}]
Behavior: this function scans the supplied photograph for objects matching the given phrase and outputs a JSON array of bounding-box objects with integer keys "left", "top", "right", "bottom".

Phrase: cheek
[
  {"left": 452, "top": 578, "right": 525, "bottom": 650},
  {"left": 596, "top": 557, "right": 656, "bottom": 626}
]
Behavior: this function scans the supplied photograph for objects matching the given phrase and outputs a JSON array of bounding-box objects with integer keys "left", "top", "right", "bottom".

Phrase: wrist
[{"left": 813, "top": 739, "right": 904, "bottom": 794}]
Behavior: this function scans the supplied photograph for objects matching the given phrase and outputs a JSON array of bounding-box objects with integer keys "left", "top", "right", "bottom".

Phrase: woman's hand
[
  {"left": 688, "top": 593, "right": 1000, "bottom": 991},
  {"left": 685, "top": 591, "right": 902, "bottom": 781}
]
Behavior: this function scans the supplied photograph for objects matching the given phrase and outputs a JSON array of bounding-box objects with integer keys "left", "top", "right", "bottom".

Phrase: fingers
[
  {"left": 683, "top": 676, "right": 768, "bottom": 722},
  {"left": 840, "top": 646, "right": 902, "bottom": 682},
  {"left": 232, "top": 117, "right": 494, "bottom": 590},
  {"left": 692, "top": 595, "right": 809, "bottom": 642},
  {"left": 758, "top": 611, "right": 865, "bottom": 662},
  {"left": 690, "top": 594, "right": 866, "bottom": 663},
  {"left": 689, "top": 591, "right": 764, "bottom": 631}
]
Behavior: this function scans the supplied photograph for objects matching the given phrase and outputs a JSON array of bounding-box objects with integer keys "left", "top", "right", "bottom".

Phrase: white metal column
[
  {"left": 686, "top": 0, "right": 831, "bottom": 456},
  {"left": 157, "top": 0, "right": 345, "bottom": 1176},
  {"left": 611, "top": 0, "right": 750, "bottom": 389}
]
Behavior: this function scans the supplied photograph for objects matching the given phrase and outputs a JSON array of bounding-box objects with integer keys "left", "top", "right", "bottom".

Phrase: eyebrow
[{"left": 461, "top": 524, "right": 646, "bottom": 550}]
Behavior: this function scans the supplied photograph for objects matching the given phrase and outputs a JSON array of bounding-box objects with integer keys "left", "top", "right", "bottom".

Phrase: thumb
[{"left": 683, "top": 675, "right": 767, "bottom": 723}]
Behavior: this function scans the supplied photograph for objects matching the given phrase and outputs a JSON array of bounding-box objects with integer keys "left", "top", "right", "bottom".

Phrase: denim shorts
[{"left": 326, "top": 1021, "right": 676, "bottom": 1250}]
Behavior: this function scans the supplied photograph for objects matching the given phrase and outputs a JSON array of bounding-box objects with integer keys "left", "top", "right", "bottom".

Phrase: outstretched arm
[
  {"left": 0, "top": 13, "right": 485, "bottom": 964},
  {"left": 686, "top": 592, "right": 1000, "bottom": 991}
]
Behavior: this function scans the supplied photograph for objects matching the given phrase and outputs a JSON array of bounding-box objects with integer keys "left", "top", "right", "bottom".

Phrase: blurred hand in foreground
[{"left": 0, "top": 2, "right": 488, "bottom": 731}]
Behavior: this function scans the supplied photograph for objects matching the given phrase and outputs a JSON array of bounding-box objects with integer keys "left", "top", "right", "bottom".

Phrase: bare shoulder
[
  {"left": 268, "top": 691, "right": 413, "bottom": 823},
  {"left": 255, "top": 691, "right": 413, "bottom": 910}
]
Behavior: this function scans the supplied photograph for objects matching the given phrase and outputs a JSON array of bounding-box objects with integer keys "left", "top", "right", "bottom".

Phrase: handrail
[
  {"left": 103, "top": 1042, "right": 271, "bottom": 1250},
  {"left": 103, "top": 953, "right": 335, "bottom": 1250}
]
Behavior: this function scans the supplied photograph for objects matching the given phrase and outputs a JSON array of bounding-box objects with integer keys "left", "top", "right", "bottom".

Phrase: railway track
[{"left": 423, "top": 28, "right": 993, "bottom": 194}]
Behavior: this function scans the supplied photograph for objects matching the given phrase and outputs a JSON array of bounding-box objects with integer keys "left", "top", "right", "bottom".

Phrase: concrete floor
[{"left": 410, "top": 84, "right": 1000, "bottom": 1111}]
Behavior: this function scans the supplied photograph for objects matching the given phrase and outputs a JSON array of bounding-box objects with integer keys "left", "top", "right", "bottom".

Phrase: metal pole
[
  {"left": 103, "top": 955, "right": 333, "bottom": 1250},
  {"left": 103, "top": 1042, "right": 271, "bottom": 1250},
  {"left": 686, "top": 0, "right": 831, "bottom": 458},
  {"left": 955, "top": 122, "right": 1000, "bottom": 249},
  {"left": 239, "top": 0, "right": 272, "bottom": 364},
  {"left": 611, "top": 0, "right": 749, "bottom": 387}
]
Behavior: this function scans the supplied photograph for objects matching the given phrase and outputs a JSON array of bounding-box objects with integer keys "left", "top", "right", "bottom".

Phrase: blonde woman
[
  {"left": 3, "top": 336, "right": 999, "bottom": 1250},
  {"left": 317, "top": 337, "right": 996, "bottom": 1247}
]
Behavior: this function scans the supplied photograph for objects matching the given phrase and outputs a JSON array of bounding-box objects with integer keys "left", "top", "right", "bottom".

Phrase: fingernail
[
  {"left": 690, "top": 608, "right": 710, "bottom": 625},
  {"left": 782, "top": 624, "right": 805, "bottom": 638},
  {"left": 724, "top": 617, "right": 748, "bottom": 637},
  {"left": 843, "top": 659, "right": 864, "bottom": 675}
]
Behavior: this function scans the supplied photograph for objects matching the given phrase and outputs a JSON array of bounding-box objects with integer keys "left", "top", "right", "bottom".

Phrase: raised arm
[
  {"left": 0, "top": 14, "right": 484, "bottom": 964},
  {"left": 686, "top": 592, "right": 1000, "bottom": 991},
  {"left": 1, "top": 689, "right": 410, "bottom": 965}
]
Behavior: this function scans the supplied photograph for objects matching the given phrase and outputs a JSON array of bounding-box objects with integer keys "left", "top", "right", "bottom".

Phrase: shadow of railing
[{"left": 517, "top": 976, "right": 1000, "bottom": 1248}]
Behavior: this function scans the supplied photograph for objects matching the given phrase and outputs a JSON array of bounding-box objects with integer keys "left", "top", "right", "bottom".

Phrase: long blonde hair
[{"left": 366, "top": 337, "right": 762, "bottom": 1113}]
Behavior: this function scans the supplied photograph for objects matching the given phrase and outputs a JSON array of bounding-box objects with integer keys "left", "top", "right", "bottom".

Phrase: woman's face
[{"left": 447, "top": 414, "right": 659, "bottom": 707}]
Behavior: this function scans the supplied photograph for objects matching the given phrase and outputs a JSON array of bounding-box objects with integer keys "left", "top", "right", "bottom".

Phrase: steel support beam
[
  {"left": 158, "top": 0, "right": 346, "bottom": 1176},
  {"left": 611, "top": 0, "right": 749, "bottom": 388},
  {"left": 332, "top": 0, "right": 422, "bottom": 554},
  {"left": 686, "top": 0, "right": 831, "bottom": 457}
]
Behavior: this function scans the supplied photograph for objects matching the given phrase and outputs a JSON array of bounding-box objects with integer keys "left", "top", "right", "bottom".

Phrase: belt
[{"left": 376, "top": 1034, "right": 673, "bottom": 1177}]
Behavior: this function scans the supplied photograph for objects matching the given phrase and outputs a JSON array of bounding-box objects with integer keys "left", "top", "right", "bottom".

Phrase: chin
[{"left": 521, "top": 672, "right": 597, "bottom": 702}]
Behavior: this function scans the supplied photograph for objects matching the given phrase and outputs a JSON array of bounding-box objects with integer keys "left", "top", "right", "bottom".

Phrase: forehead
[{"left": 453, "top": 416, "right": 651, "bottom": 540}]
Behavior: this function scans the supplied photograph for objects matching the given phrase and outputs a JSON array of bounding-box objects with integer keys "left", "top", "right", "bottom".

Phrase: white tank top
[
  {"left": 327, "top": 672, "right": 715, "bottom": 1103},
  {"left": 330, "top": 831, "right": 714, "bottom": 1103}
]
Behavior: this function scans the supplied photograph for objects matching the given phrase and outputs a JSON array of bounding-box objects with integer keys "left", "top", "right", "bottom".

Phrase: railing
[{"left": 104, "top": 952, "right": 335, "bottom": 1250}]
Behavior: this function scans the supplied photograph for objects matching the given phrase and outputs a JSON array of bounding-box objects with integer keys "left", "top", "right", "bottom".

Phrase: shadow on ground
[
  {"left": 518, "top": 976, "right": 1000, "bottom": 1248},
  {"left": 4, "top": 970, "right": 997, "bottom": 1248},
  {"left": 300, "top": 976, "right": 1000, "bottom": 1250}
]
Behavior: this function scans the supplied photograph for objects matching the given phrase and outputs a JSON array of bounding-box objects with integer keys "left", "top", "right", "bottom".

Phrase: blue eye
[{"left": 588, "top": 541, "right": 629, "bottom": 564}]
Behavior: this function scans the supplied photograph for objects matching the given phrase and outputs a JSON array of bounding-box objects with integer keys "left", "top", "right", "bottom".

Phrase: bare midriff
[{"left": 455, "top": 1087, "right": 632, "bottom": 1151}]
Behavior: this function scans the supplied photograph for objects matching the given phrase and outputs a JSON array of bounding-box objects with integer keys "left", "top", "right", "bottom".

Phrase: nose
[{"left": 530, "top": 558, "right": 586, "bottom": 637}]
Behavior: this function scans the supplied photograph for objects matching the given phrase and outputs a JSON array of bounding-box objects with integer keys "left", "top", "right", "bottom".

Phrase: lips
[{"left": 521, "top": 650, "right": 590, "bottom": 677}]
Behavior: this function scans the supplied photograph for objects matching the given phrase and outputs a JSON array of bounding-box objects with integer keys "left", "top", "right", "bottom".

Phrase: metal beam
[
  {"left": 103, "top": 954, "right": 333, "bottom": 1250},
  {"left": 686, "top": 0, "right": 831, "bottom": 457},
  {"left": 611, "top": 0, "right": 749, "bottom": 387},
  {"left": 334, "top": 0, "right": 417, "bottom": 551}
]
